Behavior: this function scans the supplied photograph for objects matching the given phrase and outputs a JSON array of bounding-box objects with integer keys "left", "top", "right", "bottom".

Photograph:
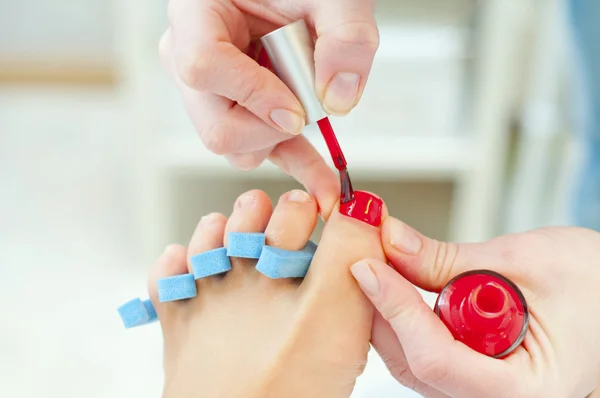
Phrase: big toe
[
  {"left": 307, "top": 190, "right": 388, "bottom": 284},
  {"left": 294, "top": 190, "right": 389, "bottom": 371}
]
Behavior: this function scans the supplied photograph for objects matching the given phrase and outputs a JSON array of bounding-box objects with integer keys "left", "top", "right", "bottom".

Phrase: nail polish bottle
[
  {"left": 261, "top": 19, "right": 329, "bottom": 125},
  {"left": 434, "top": 270, "right": 529, "bottom": 358},
  {"left": 261, "top": 20, "right": 385, "bottom": 227}
]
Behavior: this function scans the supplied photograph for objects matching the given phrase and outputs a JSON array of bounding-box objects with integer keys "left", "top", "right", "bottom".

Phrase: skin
[
  {"left": 149, "top": 190, "right": 600, "bottom": 397},
  {"left": 159, "top": 0, "right": 378, "bottom": 218},
  {"left": 148, "top": 189, "right": 388, "bottom": 398},
  {"left": 352, "top": 219, "right": 600, "bottom": 398},
  {"left": 161, "top": 1, "right": 600, "bottom": 395}
]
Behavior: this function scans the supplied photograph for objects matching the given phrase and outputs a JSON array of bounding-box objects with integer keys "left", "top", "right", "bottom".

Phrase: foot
[{"left": 148, "top": 189, "right": 386, "bottom": 398}]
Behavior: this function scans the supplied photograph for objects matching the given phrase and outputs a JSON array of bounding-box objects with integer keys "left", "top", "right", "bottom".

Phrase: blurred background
[{"left": 1, "top": 0, "right": 598, "bottom": 396}]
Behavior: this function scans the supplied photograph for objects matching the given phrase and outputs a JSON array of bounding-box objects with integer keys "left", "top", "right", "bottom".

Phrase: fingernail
[
  {"left": 237, "top": 193, "right": 256, "bottom": 209},
  {"left": 286, "top": 190, "right": 311, "bottom": 203},
  {"left": 323, "top": 72, "right": 360, "bottom": 115},
  {"left": 270, "top": 108, "right": 305, "bottom": 135},
  {"left": 388, "top": 218, "right": 422, "bottom": 255},
  {"left": 350, "top": 261, "right": 380, "bottom": 296}
]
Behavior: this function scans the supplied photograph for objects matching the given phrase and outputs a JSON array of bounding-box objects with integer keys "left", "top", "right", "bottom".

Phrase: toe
[
  {"left": 186, "top": 212, "right": 230, "bottom": 288},
  {"left": 264, "top": 190, "right": 317, "bottom": 251},
  {"left": 307, "top": 190, "right": 389, "bottom": 283},
  {"left": 300, "top": 190, "right": 389, "bottom": 339},
  {"left": 224, "top": 190, "right": 273, "bottom": 273},
  {"left": 224, "top": 190, "right": 273, "bottom": 238},
  {"left": 255, "top": 190, "right": 318, "bottom": 281},
  {"left": 187, "top": 212, "right": 228, "bottom": 271},
  {"left": 305, "top": 208, "right": 387, "bottom": 286},
  {"left": 147, "top": 244, "right": 188, "bottom": 319}
]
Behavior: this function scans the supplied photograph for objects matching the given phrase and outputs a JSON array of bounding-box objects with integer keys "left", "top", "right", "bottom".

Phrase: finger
[
  {"left": 380, "top": 217, "right": 517, "bottom": 291},
  {"left": 312, "top": 0, "right": 379, "bottom": 115},
  {"left": 161, "top": 28, "right": 293, "bottom": 156},
  {"left": 351, "top": 258, "right": 516, "bottom": 397},
  {"left": 371, "top": 311, "right": 448, "bottom": 398},
  {"left": 268, "top": 135, "right": 339, "bottom": 220},
  {"left": 225, "top": 146, "right": 274, "bottom": 171},
  {"left": 167, "top": 0, "right": 306, "bottom": 135}
]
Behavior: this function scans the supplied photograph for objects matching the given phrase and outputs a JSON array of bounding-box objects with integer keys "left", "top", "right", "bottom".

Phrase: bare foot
[{"left": 148, "top": 189, "right": 386, "bottom": 398}]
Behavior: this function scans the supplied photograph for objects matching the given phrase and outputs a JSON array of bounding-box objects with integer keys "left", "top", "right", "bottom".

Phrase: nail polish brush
[
  {"left": 260, "top": 21, "right": 530, "bottom": 356},
  {"left": 260, "top": 20, "right": 355, "bottom": 205}
]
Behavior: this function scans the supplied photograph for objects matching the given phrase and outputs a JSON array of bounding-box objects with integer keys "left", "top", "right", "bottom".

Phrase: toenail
[
  {"left": 164, "top": 244, "right": 179, "bottom": 256},
  {"left": 286, "top": 190, "right": 311, "bottom": 203},
  {"left": 200, "top": 213, "right": 221, "bottom": 226},
  {"left": 237, "top": 193, "right": 256, "bottom": 208}
]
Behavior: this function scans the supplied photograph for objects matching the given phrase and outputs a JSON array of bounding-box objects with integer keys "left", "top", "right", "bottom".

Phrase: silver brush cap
[{"left": 260, "top": 19, "right": 329, "bottom": 125}]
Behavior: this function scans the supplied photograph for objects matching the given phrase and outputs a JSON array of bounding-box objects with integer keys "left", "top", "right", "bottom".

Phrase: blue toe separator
[
  {"left": 191, "top": 247, "right": 232, "bottom": 279},
  {"left": 227, "top": 232, "right": 265, "bottom": 259},
  {"left": 256, "top": 240, "right": 317, "bottom": 279},
  {"left": 142, "top": 299, "right": 158, "bottom": 322},
  {"left": 158, "top": 274, "right": 197, "bottom": 302},
  {"left": 118, "top": 297, "right": 157, "bottom": 329},
  {"left": 120, "top": 233, "right": 318, "bottom": 329}
]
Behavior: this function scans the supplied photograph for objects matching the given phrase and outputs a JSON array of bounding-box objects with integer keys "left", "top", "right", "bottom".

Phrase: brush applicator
[{"left": 260, "top": 20, "right": 356, "bottom": 206}]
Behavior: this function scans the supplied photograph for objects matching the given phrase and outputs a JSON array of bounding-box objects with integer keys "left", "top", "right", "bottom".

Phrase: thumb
[
  {"left": 312, "top": 0, "right": 379, "bottom": 116},
  {"left": 350, "top": 258, "right": 515, "bottom": 397},
  {"left": 380, "top": 217, "right": 513, "bottom": 291}
]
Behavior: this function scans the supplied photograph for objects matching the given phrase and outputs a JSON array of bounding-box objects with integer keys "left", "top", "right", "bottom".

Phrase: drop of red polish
[
  {"left": 339, "top": 190, "right": 384, "bottom": 227},
  {"left": 434, "top": 270, "right": 529, "bottom": 358}
]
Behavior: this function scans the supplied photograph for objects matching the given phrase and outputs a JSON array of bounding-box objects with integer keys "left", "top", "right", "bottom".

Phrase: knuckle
[
  {"left": 382, "top": 301, "right": 426, "bottom": 339},
  {"left": 381, "top": 304, "right": 404, "bottom": 325},
  {"left": 384, "top": 358, "right": 416, "bottom": 389},
  {"left": 201, "top": 123, "right": 234, "bottom": 155},
  {"left": 232, "top": 69, "right": 265, "bottom": 107},
  {"left": 226, "top": 152, "right": 264, "bottom": 171},
  {"left": 177, "top": 50, "right": 213, "bottom": 90},
  {"left": 492, "top": 231, "right": 552, "bottom": 274},
  {"left": 430, "top": 241, "right": 459, "bottom": 287},
  {"left": 331, "top": 20, "right": 380, "bottom": 54},
  {"left": 409, "top": 354, "right": 448, "bottom": 385}
]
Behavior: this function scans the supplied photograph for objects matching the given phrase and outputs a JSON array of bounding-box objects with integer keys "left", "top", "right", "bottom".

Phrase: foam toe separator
[
  {"left": 256, "top": 241, "right": 318, "bottom": 279},
  {"left": 142, "top": 299, "right": 158, "bottom": 322},
  {"left": 158, "top": 274, "right": 197, "bottom": 302},
  {"left": 227, "top": 232, "right": 265, "bottom": 259},
  {"left": 191, "top": 247, "right": 232, "bottom": 279},
  {"left": 118, "top": 298, "right": 150, "bottom": 329}
]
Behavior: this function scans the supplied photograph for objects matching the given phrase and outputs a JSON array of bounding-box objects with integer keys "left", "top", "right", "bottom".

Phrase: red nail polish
[
  {"left": 339, "top": 190, "right": 384, "bottom": 227},
  {"left": 257, "top": 47, "right": 275, "bottom": 73},
  {"left": 434, "top": 270, "right": 528, "bottom": 358}
]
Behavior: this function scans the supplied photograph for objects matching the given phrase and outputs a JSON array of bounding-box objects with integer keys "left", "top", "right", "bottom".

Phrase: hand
[
  {"left": 350, "top": 219, "right": 600, "bottom": 398},
  {"left": 159, "top": 0, "right": 379, "bottom": 217}
]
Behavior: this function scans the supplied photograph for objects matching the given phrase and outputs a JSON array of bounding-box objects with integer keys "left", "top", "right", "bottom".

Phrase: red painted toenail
[{"left": 339, "top": 190, "right": 383, "bottom": 227}]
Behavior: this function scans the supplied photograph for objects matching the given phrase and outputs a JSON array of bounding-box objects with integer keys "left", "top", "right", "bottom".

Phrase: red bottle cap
[{"left": 434, "top": 270, "right": 528, "bottom": 358}]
